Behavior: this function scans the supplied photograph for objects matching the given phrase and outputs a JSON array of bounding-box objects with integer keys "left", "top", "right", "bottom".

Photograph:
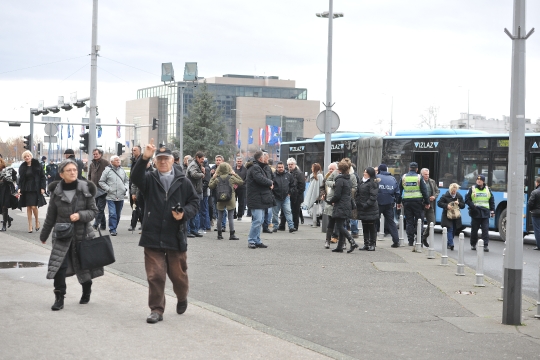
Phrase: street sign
[
  {"left": 316, "top": 110, "right": 340, "bottom": 133},
  {"left": 44, "top": 136, "right": 58, "bottom": 143},
  {"left": 44, "top": 123, "right": 58, "bottom": 136}
]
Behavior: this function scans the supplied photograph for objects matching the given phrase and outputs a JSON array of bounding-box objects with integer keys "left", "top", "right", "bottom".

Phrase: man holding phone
[{"left": 131, "top": 139, "right": 200, "bottom": 324}]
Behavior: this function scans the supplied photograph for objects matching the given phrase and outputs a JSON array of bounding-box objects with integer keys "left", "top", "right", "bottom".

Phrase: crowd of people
[{"left": 0, "top": 145, "right": 505, "bottom": 323}]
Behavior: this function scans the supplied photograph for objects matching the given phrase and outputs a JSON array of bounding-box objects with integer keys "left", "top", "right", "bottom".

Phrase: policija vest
[{"left": 402, "top": 174, "right": 422, "bottom": 200}]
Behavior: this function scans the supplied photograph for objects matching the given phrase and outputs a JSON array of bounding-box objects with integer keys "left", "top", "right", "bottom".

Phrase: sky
[{"left": 1, "top": 0, "right": 540, "bottom": 153}]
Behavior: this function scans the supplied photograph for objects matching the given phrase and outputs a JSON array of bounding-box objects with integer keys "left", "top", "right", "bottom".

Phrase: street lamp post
[
  {"left": 232, "top": 109, "right": 242, "bottom": 155},
  {"left": 274, "top": 104, "right": 284, "bottom": 140},
  {"left": 317, "top": 1, "right": 343, "bottom": 172}
]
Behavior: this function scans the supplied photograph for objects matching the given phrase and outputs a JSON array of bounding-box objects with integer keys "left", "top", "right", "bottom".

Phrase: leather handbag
[
  {"left": 447, "top": 201, "right": 461, "bottom": 220},
  {"left": 78, "top": 228, "right": 116, "bottom": 270}
]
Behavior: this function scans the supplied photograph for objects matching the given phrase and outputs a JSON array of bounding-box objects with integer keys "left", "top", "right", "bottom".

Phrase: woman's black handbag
[
  {"left": 78, "top": 227, "right": 116, "bottom": 270},
  {"left": 54, "top": 223, "right": 74, "bottom": 240}
]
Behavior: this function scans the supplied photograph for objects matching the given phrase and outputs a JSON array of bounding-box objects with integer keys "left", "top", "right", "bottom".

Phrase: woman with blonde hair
[
  {"left": 437, "top": 183, "right": 465, "bottom": 250},
  {"left": 209, "top": 162, "right": 244, "bottom": 240},
  {"left": 18, "top": 150, "right": 47, "bottom": 232}
]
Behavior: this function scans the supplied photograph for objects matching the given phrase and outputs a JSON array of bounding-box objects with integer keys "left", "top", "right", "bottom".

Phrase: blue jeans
[
  {"left": 272, "top": 197, "right": 294, "bottom": 229},
  {"left": 264, "top": 208, "right": 273, "bottom": 229},
  {"left": 446, "top": 222, "right": 456, "bottom": 247},
  {"left": 350, "top": 219, "right": 359, "bottom": 235},
  {"left": 93, "top": 194, "right": 107, "bottom": 228},
  {"left": 189, "top": 194, "right": 203, "bottom": 233},
  {"left": 200, "top": 195, "right": 210, "bottom": 230},
  {"left": 107, "top": 200, "right": 124, "bottom": 232},
  {"left": 248, "top": 209, "right": 265, "bottom": 245},
  {"left": 532, "top": 216, "right": 540, "bottom": 248}
]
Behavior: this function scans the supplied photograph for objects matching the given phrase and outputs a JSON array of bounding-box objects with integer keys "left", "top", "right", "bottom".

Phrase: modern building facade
[{"left": 125, "top": 74, "right": 320, "bottom": 159}]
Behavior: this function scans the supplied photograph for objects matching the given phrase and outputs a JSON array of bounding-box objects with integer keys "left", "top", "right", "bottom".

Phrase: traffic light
[
  {"left": 23, "top": 135, "right": 31, "bottom": 150},
  {"left": 79, "top": 133, "right": 89, "bottom": 154},
  {"left": 37, "top": 143, "right": 42, "bottom": 156},
  {"left": 116, "top": 142, "right": 125, "bottom": 157},
  {"left": 152, "top": 118, "right": 159, "bottom": 130}
]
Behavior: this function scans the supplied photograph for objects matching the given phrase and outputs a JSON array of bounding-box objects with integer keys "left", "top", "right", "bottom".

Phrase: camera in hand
[{"left": 172, "top": 203, "right": 184, "bottom": 213}]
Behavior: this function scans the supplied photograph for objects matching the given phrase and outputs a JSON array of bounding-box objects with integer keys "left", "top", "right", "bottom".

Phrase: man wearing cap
[
  {"left": 55, "top": 149, "right": 85, "bottom": 180},
  {"left": 398, "top": 162, "right": 430, "bottom": 246},
  {"left": 132, "top": 139, "right": 199, "bottom": 324},
  {"left": 376, "top": 164, "right": 400, "bottom": 247},
  {"left": 465, "top": 174, "right": 495, "bottom": 252},
  {"left": 420, "top": 168, "right": 440, "bottom": 248}
]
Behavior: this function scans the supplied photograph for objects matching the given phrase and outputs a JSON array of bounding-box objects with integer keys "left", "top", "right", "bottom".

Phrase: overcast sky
[{"left": 1, "top": 0, "right": 539, "bottom": 151}]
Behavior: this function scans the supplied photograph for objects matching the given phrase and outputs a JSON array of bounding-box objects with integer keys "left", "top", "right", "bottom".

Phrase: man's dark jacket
[
  {"left": 290, "top": 166, "right": 305, "bottom": 201},
  {"left": 465, "top": 184, "right": 495, "bottom": 219},
  {"left": 88, "top": 157, "right": 110, "bottom": 190},
  {"left": 246, "top": 159, "right": 274, "bottom": 209},
  {"left": 376, "top": 171, "right": 400, "bottom": 206},
  {"left": 233, "top": 165, "right": 248, "bottom": 191},
  {"left": 132, "top": 157, "right": 200, "bottom": 252},
  {"left": 272, "top": 170, "right": 295, "bottom": 201},
  {"left": 529, "top": 185, "right": 540, "bottom": 217},
  {"left": 397, "top": 170, "right": 429, "bottom": 205}
]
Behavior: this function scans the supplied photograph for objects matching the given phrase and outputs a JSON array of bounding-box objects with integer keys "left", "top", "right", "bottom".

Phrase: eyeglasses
[{"left": 62, "top": 169, "right": 78, "bottom": 173}]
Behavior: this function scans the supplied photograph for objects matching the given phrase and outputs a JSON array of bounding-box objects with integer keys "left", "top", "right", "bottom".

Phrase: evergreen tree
[{"left": 177, "top": 81, "right": 235, "bottom": 161}]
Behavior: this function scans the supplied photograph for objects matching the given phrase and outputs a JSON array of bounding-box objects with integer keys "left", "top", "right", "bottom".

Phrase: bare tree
[{"left": 418, "top": 105, "right": 440, "bottom": 129}]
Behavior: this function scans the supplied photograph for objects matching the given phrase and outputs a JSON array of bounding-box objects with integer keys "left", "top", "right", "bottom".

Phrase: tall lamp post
[
  {"left": 316, "top": 1, "right": 343, "bottom": 172},
  {"left": 274, "top": 104, "right": 284, "bottom": 140},
  {"left": 232, "top": 109, "right": 242, "bottom": 155}
]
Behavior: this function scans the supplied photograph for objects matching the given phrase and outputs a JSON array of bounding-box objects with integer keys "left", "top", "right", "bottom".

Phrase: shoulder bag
[
  {"left": 447, "top": 201, "right": 461, "bottom": 220},
  {"left": 53, "top": 194, "right": 77, "bottom": 240},
  {"left": 78, "top": 227, "right": 116, "bottom": 270}
]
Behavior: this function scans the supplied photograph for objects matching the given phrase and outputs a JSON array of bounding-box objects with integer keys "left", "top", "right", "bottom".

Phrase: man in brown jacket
[
  {"left": 421, "top": 167, "right": 440, "bottom": 247},
  {"left": 87, "top": 148, "right": 110, "bottom": 230}
]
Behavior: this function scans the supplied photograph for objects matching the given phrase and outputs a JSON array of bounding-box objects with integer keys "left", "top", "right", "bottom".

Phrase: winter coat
[
  {"left": 376, "top": 171, "right": 400, "bottom": 206},
  {"left": 272, "top": 170, "right": 295, "bottom": 201},
  {"left": 99, "top": 165, "right": 129, "bottom": 201},
  {"left": 233, "top": 165, "right": 248, "bottom": 191},
  {"left": 304, "top": 172, "right": 324, "bottom": 212},
  {"left": 422, "top": 177, "right": 440, "bottom": 210},
  {"left": 465, "top": 184, "right": 495, "bottom": 219},
  {"left": 87, "top": 157, "right": 110, "bottom": 192},
  {"left": 356, "top": 177, "right": 380, "bottom": 221},
  {"left": 187, "top": 159, "right": 204, "bottom": 194},
  {"left": 18, "top": 158, "right": 47, "bottom": 207},
  {"left": 0, "top": 167, "right": 18, "bottom": 209},
  {"left": 209, "top": 163, "right": 243, "bottom": 211},
  {"left": 323, "top": 170, "right": 339, "bottom": 216},
  {"left": 398, "top": 171, "right": 429, "bottom": 205},
  {"left": 202, "top": 164, "right": 212, "bottom": 195},
  {"left": 437, "top": 190, "right": 466, "bottom": 233},
  {"left": 246, "top": 159, "right": 274, "bottom": 210},
  {"left": 328, "top": 173, "right": 352, "bottom": 219},
  {"left": 132, "top": 157, "right": 200, "bottom": 252},
  {"left": 529, "top": 185, "right": 540, "bottom": 217},
  {"left": 45, "top": 163, "right": 58, "bottom": 180},
  {"left": 289, "top": 166, "right": 305, "bottom": 202},
  {"left": 40, "top": 180, "right": 102, "bottom": 283}
]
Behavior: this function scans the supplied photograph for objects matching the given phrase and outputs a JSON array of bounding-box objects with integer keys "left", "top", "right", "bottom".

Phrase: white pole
[
  {"left": 440, "top": 227, "right": 449, "bottom": 266},
  {"left": 414, "top": 219, "right": 422, "bottom": 253},
  {"left": 456, "top": 233, "right": 465, "bottom": 276},
  {"left": 427, "top": 222, "right": 435, "bottom": 259}
]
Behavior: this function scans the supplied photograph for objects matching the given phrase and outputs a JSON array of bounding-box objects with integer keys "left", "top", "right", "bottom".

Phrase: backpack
[{"left": 216, "top": 175, "right": 233, "bottom": 202}]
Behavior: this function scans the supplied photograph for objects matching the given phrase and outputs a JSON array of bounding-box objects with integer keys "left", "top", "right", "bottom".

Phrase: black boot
[
  {"left": 347, "top": 238, "right": 359, "bottom": 253},
  {"left": 80, "top": 281, "right": 92, "bottom": 304},
  {"left": 360, "top": 226, "right": 369, "bottom": 250},
  {"left": 8, "top": 215, "right": 13, "bottom": 228},
  {"left": 52, "top": 290, "right": 65, "bottom": 311},
  {"left": 332, "top": 235, "right": 344, "bottom": 253},
  {"left": 217, "top": 230, "right": 223, "bottom": 240},
  {"left": 0, "top": 208, "right": 7, "bottom": 231},
  {"left": 229, "top": 231, "right": 239, "bottom": 240}
]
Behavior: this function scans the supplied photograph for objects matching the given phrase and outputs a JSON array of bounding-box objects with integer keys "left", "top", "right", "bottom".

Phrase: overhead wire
[
  {"left": 99, "top": 56, "right": 159, "bottom": 77},
  {"left": 0, "top": 55, "right": 89, "bottom": 76}
]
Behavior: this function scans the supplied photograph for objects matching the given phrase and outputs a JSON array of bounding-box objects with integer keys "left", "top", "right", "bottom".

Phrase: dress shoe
[
  {"left": 110, "top": 231, "right": 117, "bottom": 236},
  {"left": 146, "top": 312, "right": 163, "bottom": 324},
  {"left": 187, "top": 233, "right": 195, "bottom": 238},
  {"left": 262, "top": 229, "right": 273, "bottom": 234},
  {"left": 367, "top": 246, "right": 376, "bottom": 251},
  {"left": 256, "top": 243, "right": 268, "bottom": 248},
  {"left": 176, "top": 299, "right": 188, "bottom": 314},
  {"left": 347, "top": 243, "right": 359, "bottom": 253},
  {"left": 331, "top": 247, "right": 343, "bottom": 253},
  {"left": 484, "top": 247, "right": 489, "bottom": 252},
  {"left": 450, "top": 245, "right": 454, "bottom": 251},
  {"left": 360, "top": 245, "right": 369, "bottom": 250},
  {"left": 192, "top": 232, "right": 203, "bottom": 237},
  {"left": 289, "top": 228, "right": 297, "bottom": 233},
  {"left": 391, "top": 243, "right": 399, "bottom": 248},
  {"left": 248, "top": 243, "right": 257, "bottom": 249},
  {"left": 229, "top": 231, "right": 239, "bottom": 240},
  {"left": 534, "top": 247, "right": 540, "bottom": 250},
  {"left": 7, "top": 216, "right": 13, "bottom": 228},
  {"left": 272, "top": 228, "right": 278, "bottom": 233}
]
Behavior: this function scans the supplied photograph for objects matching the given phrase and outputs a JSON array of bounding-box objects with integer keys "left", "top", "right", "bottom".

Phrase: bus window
[
  {"left": 461, "top": 163, "right": 489, "bottom": 189},
  {"left": 490, "top": 166, "right": 507, "bottom": 192}
]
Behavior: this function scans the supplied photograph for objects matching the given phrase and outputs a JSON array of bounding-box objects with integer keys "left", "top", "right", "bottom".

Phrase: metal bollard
[
  {"left": 440, "top": 227, "right": 448, "bottom": 266},
  {"left": 474, "top": 240, "right": 485, "bottom": 287},
  {"left": 399, "top": 215, "right": 404, "bottom": 247},
  {"left": 498, "top": 248, "right": 505, "bottom": 301},
  {"left": 456, "top": 233, "right": 465, "bottom": 276},
  {"left": 378, "top": 214, "right": 385, "bottom": 241},
  {"left": 414, "top": 219, "right": 422, "bottom": 253},
  {"left": 536, "top": 263, "right": 540, "bottom": 318},
  {"left": 427, "top": 222, "right": 435, "bottom": 259}
]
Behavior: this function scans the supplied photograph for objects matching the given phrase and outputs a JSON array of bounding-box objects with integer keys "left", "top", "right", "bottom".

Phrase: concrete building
[
  {"left": 125, "top": 74, "right": 321, "bottom": 159},
  {"left": 449, "top": 112, "right": 540, "bottom": 133}
]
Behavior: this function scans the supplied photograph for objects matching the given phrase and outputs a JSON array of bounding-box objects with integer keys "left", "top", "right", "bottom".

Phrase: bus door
[
  {"left": 412, "top": 152, "right": 439, "bottom": 181},
  {"left": 526, "top": 153, "right": 540, "bottom": 232},
  {"left": 290, "top": 154, "right": 305, "bottom": 173}
]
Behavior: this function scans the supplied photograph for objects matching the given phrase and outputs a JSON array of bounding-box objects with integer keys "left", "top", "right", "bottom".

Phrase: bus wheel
[{"left": 498, "top": 208, "right": 507, "bottom": 241}]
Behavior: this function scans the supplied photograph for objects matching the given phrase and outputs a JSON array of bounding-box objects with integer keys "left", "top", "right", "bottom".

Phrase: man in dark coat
[
  {"left": 376, "top": 164, "right": 400, "bottom": 247},
  {"left": 246, "top": 150, "right": 274, "bottom": 249},
  {"left": 233, "top": 157, "right": 247, "bottom": 221},
  {"left": 132, "top": 139, "right": 200, "bottom": 324},
  {"left": 280, "top": 157, "right": 305, "bottom": 230},
  {"left": 186, "top": 151, "right": 205, "bottom": 237},
  {"left": 55, "top": 149, "right": 86, "bottom": 180},
  {"left": 271, "top": 161, "right": 296, "bottom": 232},
  {"left": 420, "top": 167, "right": 440, "bottom": 247},
  {"left": 128, "top": 146, "right": 142, "bottom": 232},
  {"left": 528, "top": 177, "right": 540, "bottom": 250},
  {"left": 88, "top": 148, "right": 110, "bottom": 231},
  {"left": 465, "top": 174, "right": 495, "bottom": 252}
]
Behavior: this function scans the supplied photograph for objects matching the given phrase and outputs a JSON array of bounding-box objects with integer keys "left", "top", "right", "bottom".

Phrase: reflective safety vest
[
  {"left": 402, "top": 174, "right": 422, "bottom": 200},
  {"left": 471, "top": 185, "right": 491, "bottom": 208}
]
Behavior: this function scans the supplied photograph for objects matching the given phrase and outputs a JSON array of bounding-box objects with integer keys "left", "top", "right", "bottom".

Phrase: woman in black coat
[
  {"left": 0, "top": 157, "right": 18, "bottom": 231},
  {"left": 356, "top": 167, "right": 379, "bottom": 251},
  {"left": 40, "top": 160, "right": 101, "bottom": 311},
  {"left": 437, "top": 182, "right": 465, "bottom": 250},
  {"left": 18, "top": 150, "right": 47, "bottom": 232},
  {"left": 328, "top": 161, "right": 358, "bottom": 253}
]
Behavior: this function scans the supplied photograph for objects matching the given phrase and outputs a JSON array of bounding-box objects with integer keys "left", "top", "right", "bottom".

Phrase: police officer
[
  {"left": 376, "top": 164, "right": 400, "bottom": 247},
  {"left": 465, "top": 174, "right": 495, "bottom": 252},
  {"left": 397, "top": 162, "right": 429, "bottom": 246}
]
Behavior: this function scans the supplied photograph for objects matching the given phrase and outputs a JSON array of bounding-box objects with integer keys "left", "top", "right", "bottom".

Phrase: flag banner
[
  {"left": 268, "top": 126, "right": 280, "bottom": 145},
  {"left": 248, "top": 128, "right": 254, "bottom": 145},
  {"left": 277, "top": 126, "right": 282, "bottom": 146},
  {"left": 259, "top": 128, "right": 265, "bottom": 146},
  {"left": 71, "top": 125, "right": 74, "bottom": 139},
  {"left": 266, "top": 125, "right": 272, "bottom": 144},
  {"left": 236, "top": 129, "right": 240, "bottom": 147},
  {"left": 67, "top": 123, "right": 71, "bottom": 139},
  {"left": 116, "top": 118, "right": 121, "bottom": 138},
  {"left": 238, "top": 140, "right": 241, "bottom": 149},
  {"left": 97, "top": 126, "right": 102, "bottom": 138}
]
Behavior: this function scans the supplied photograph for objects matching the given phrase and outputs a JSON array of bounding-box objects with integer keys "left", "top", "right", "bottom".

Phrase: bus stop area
[{"left": 2, "top": 218, "right": 540, "bottom": 359}]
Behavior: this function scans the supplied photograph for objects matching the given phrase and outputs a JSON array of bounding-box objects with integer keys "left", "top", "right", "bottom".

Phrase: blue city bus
[{"left": 281, "top": 129, "right": 540, "bottom": 240}]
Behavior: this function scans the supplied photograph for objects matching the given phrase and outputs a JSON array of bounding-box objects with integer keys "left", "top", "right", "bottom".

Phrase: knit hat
[{"left": 378, "top": 164, "right": 388, "bottom": 172}]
